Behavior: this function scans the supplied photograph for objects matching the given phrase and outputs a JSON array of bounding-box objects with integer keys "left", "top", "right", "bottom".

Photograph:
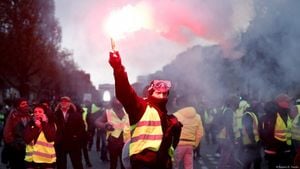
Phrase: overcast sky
[{"left": 54, "top": 0, "right": 254, "bottom": 87}]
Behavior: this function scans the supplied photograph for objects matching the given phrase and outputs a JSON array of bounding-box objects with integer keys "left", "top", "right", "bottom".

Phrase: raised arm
[{"left": 108, "top": 51, "right": 146, "bottom": 124}]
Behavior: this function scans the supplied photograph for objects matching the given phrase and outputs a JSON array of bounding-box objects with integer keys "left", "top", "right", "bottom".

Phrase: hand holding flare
[
  {"left": 110, "top": 38, "right": 118, "bottom": 58},
  {"left": 109, "top": 38, "right": 122, "bottom": 68},
  {"left": 111, "top": 38, "right": 116, "bottom": 52}
]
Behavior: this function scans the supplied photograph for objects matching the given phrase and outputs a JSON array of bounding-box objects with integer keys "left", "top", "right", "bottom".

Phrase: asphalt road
[{"left": 0, "top": 139, "right": 269, "bottom": 169}]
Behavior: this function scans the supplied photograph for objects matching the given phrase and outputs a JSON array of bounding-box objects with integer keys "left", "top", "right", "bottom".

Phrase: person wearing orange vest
[
  {"left": 259, "top": 94, "right": 293, "bottom": 169},
  {"left": 95, "top": 98, "right": 130, "bottom": 169},
  {"left": 23, "top": 104, "right": 56, "bottom": 169},
  {"left": 108, "top": 50, "right": 182, "bottom": 169}
]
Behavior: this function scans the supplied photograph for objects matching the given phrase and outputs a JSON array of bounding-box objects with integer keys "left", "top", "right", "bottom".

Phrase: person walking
[
  {"left": 23, "top": 104, "right": 56, "bottom": 169},
  {"left": 108, "top": 50, "right": 182, "bottom": 169},
  {"left": 54, "top": 96, "right": 86, "bottom": 169},
  {"left": 95, "top": 97, "right": 131, "bottom": 169},
  {"left": 173, "top": 96, "right": 204, "bottom": 169}
]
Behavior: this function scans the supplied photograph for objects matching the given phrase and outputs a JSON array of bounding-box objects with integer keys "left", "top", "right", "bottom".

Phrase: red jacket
[{"left": 110, "top": 52, "right": 182, "bottom": 169}]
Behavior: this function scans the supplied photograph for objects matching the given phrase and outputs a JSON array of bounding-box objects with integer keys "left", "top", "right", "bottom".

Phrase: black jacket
[{"left": 54, "top": 106, "right": 85, "bottom": 150}]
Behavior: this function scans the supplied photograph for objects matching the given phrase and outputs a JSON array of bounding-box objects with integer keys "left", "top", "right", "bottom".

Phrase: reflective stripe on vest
[
  {"left": 106, "top": 109, "right": 131, "bottom": 142},
  {"left": 291, "top": 112, "right": 300, "bottom": 141},
  {"left": 274, "top": 113, "right": 292, "bottom": 145},
  {"left": 242, "top": 112, "right": 260, "bottom": 145},
  {"left": 25, "top": 131, "right": 56, "bottom": 163},
  {"left": 129, "top": 106, "right": 163, "bottom": 156}
]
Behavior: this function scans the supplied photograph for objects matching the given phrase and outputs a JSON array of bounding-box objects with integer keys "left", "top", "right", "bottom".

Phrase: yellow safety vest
[
  {"left": 204, "top": 109, "right": 214, "bottom": 124},
  {"left": 297, "top": 105, "right": 300, "bottom": 113},
  {"left": 129, "top": 106, "right": 163, "bottom": 156},
  {"left": 82, "top": 107, "right": 88, "bottom": 130},
  {"left": 274, "top": 113, "right": 292, "bottom": 145},
  {"left": 234, "top": 109, "right": 244, "bottom": 139},
  {"left": 242, "top": 112, "right": 260, "bottom": 145},
  {"left": 25, "top": 131, "right": 56, "bottom": 163},
  {"left": 91, "top": 104, "right": 100, "bottom": 113},
  {"left": 291, "top": 105, "right": 300, "bottom": 141},
  {"left": 106, "top": 109, "right": 131, "bottom": 142}
]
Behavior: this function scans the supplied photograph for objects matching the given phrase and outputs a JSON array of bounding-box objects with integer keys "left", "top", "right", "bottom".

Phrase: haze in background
[{"left": 54, "top": 0, "right": 254, "bottom": 86}]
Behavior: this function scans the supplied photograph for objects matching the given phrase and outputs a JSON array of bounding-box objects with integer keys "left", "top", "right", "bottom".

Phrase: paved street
[
  {"left": 78, "top": 141, "right": 221, "bottom": 169},
  {"left": 0, "top": 140, "right": 268, "bottom": 169},
  {"left": 0, "top": 141, "right": 219, "bottom": 169},
  {"left": 83, "top": 141, "right": 221, "bottom": 169}
]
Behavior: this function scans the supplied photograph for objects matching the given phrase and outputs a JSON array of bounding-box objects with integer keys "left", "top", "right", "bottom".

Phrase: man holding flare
[{"left": 108, "top": 40, "right": 182, "bottom": 169}]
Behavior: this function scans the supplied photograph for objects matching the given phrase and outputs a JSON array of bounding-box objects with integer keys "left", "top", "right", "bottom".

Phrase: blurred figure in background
[
  {"left": 87, "top": 102, "right": 109, "bottom": 161},
  {"left": 259, "top": 94, "right": 294, "bottom": 169},
  {"left": 23, "top": 104, "right": 56, "bottom": 169},
  {"left": 216, "top": 96, "right": 239, "bottom": 169},
  {"left": 173, "top": 96, "right": 204, "bottom": 169},
  {"left": 77, "top": 103, "right": 93, "bottom": 168},
  {"left": 0, "top": 105, "right": 6, "bottom": 146},
  {"left": 238, "top": 101, "right": 262, "bottom": 169},
  {"left": 3, "top": 98, "right": 31, "bottom": 169},
  {"left": 290, "top": 98, "right": 300, "bottom": 167},
  {"left": 203, "top": 103, "right": 218, "bottom": 145},
  {"left": 95, "top": 97, "right": 131, "bottom": 169}
]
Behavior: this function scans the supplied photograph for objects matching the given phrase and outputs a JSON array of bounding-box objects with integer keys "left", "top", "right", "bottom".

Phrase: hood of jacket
[{"left": 174, "top": 106, "right": 197, "bottom": 119}]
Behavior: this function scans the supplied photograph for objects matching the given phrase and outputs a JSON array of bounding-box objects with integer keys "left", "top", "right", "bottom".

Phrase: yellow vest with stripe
[
  {"left": 274, "top": 113, "right": 292, "bottom": 145},
  {"left": 234, "top": 109, "right": 244, "bottom": 139},
  {"left": 242, "top": 112, "right": 260, "bottom": 145},
  {"left": 25, "top": 131, "right": 56, "bottom": 163},
  {"left": 291, "top": 105, "right": 300, "bottom": 141},
  {"left": 106, "top": 109, "right": 131, "bottom": 142},
  {"left": 129, "top": 106, "right": 163, "bottom": 156}
]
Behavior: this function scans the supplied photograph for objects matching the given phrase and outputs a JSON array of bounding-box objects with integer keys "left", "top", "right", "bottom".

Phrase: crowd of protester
[
  {"left": 0, "top": 49, "right": 299, "bottom": 169},
  {"left": 0, "top": 91, "right": 300, "bottom": 169}
]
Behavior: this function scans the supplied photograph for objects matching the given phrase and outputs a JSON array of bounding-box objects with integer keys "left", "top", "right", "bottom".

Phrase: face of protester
[
  {"left": 18, "top": 100, "right": 30, "bottom": 113},
  {"left": 60, "top": 100, "right": 71, "bottom": 111},
  {"left": 34, "top": 107, "right": 45, "bottom": 120},
  {"left": 151, "top": 90, "right": 168, "bottom": 99}
]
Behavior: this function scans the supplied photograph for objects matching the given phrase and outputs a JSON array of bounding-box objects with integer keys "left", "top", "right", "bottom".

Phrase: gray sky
[{"left": 54, "top": 0, "right": 254, "bottom": 86}]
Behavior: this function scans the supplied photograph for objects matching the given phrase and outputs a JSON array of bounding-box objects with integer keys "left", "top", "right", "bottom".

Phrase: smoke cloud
[
  {"left": 150, "top": 0, "right": 300, "bottom": 104},
  {"left": 54, "top": 0, "right": 254, "bottom": 85}
]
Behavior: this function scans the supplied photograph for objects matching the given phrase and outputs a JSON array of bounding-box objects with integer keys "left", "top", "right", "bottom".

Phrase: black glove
[{"left": 109, "top": 51, "right": 122, "bottom": 69}]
